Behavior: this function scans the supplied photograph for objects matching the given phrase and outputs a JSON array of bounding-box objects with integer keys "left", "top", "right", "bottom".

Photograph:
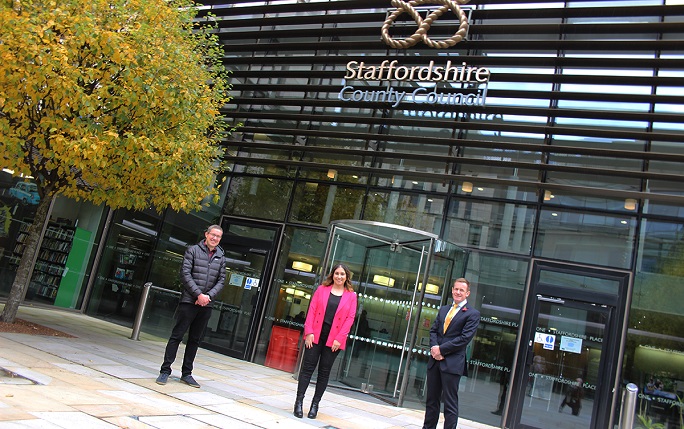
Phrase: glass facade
[
  {"left": 0, "top": 170, "right": 106, "bottom": 310},
  {"left": 1, "top": 1, "right": 683, "bottom": 428}
]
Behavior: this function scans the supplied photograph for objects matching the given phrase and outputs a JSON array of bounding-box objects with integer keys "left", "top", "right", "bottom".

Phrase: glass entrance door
[
  {"left": 318, "top": 221, "right": 466, "bottom": 407},
  {"left": 202, "top": 218, "right": 280, "bottom": 360},
  {"left": 506, "top": 260, "right": 629, "bottom": 429},
  {"left": 340, "top": 238, "right": 431, "bottom": 402},
  {"left": 518, "top": 296, "right": 609, "bottom": 429}
]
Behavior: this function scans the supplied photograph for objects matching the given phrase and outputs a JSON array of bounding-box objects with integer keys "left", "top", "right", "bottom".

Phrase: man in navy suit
[{"left": 422, "top": 278, "right": 481, "bottom": 429}]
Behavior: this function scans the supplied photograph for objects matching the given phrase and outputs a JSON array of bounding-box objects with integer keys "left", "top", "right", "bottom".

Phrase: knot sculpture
[{"left": 381, "top": 0, "right": 471, "bottom": 49}]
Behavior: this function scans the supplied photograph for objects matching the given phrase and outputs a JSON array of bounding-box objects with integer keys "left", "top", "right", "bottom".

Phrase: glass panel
[
  {"left": 254, "top": 227, "right": 325, "bottom": 370},
  {"left": 139, "top": 287, "right": 181, "bottom": 339},
  {"left": 637, "top": 219, "right": 684, "bottom": 279},
  {"left": 203, "top": 224, "right": 275, "bottom": 357},
  {"left": 339, "top": 242, "right": 429, "bottom": 399},
  {"left": 223, "top": 176, "right": 293, "bottom": 221},
  {"left": 314, "top": 221, "right": 466, "bottom": 407},
  {"left": 520, "top": 298, "right": 607, "bottom": 429},
  {"left": 85, "top": 210, "right": 159, "bottom": 325},
  {"left": 147, "top": 217, "right": 204, "bottom": 292},
  {"left": 548, "top": 141, "right": 645, "bottom": 172},
  {"left": 643, "top": 179, "right": 684, "bottom": 217},
  {"left": 536, "top": 208, "right": 636, "bottom": 269},
  {"left": 445, "top": 199, "right": 536, "bottom": 255},
  {"left": 404, "top": 247, "right": 468, "bottom": 404},
  {"left": 204, "top": 249, "right": 265, "bottom": 356},
  {"left": 0, "top": 189, "right": 102, "bottom": 309},
  {"left": 649, "top": 151, "right": 684, "bottom": 176},
  {"left": 460, "top": 252, "right": 528, "bottom": 426},
  {"left": 370, "top": 173, "right": 450, "bottom": 194},
  {"left": 626, "top": 278, "right": 683, "bottom": 429},
  {"left": 455, "top": 151, "right": 542, "bottom": 202},
  {"left": 373, "top": 147, "right": 452, "bottom": 178},
  {"left": 298, "top": 165, "right": 368, "bottom": 186},
  {"left": 299, "top": 137, "right": 369, "bottom": 183},
  {"left": 545, "top": 171, "right": 641, "bottom": 193},
  {"left": 289, "top": 182, "right": 365, "bottom": 226},
  {"left": 463, "top": 145, "right": 543, "bottom": 166},
  {"left": 543, "top": 189, "right": 641, "bottom": 213},
  {"left": 538, "top": 271, "right": 621, "bottom": 296},
  {"left": 363, "top": 190, "right": 445, "bottom": 234}
]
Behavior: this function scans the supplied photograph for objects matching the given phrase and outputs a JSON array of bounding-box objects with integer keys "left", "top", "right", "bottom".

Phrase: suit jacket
[
  {"left": 304, "top": 284, "right": 357, "bottom": 350},
  {"left": 428, "top": 301, "right": 480, "bottom": 375}
]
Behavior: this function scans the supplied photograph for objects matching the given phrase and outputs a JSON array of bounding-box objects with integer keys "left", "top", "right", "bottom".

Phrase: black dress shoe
[
  {"left": 307, "top": 401, "right": 319, "bottom": 419},
  {"left": 293, "top": 398, "right": 303, "bottom": 418}
]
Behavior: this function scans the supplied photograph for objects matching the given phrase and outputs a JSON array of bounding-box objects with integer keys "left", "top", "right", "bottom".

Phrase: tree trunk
[{"left": 0, "top": 194, "right": 55, "bottom": 323}]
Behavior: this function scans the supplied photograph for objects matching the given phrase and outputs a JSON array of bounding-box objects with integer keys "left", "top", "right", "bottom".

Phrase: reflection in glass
[
  {"left": 628, "top": 222, "right": 681, "bottom": 427},
  {"left": 538, "top": 270, "right": 620, "bottom": 295},
  {"left": 363, "top": 191, "right": 445, "bottom": 234},
  {"left": 445, "top": 199, "right": 536, "bottom": 254},
  {"left": 289, "top": 182, "right": 365, "bottom": 225},
  {"left": 536, "top": 208, "right": 636, "bottom": 269},
  {"left": 223, "top": 176, "right": 293, "bottom": 221}
]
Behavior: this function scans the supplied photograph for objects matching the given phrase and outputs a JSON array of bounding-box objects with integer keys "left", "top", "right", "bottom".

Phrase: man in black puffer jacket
[{"left": 156, "top": 224, "right": 226, "bottom": 388}]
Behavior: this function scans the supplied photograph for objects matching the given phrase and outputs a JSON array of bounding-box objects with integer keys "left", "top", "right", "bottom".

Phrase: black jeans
[
  {"left": 160, "top": 303, "right": 212, "bottom": 377},
  {"left": 296, "top": 341, "right": 340, "bottom": 403}
]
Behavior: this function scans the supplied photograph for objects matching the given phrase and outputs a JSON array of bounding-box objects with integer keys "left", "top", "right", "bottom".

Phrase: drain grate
[{"left": 0, "top": 368, "right": 37, "bottom": 385}]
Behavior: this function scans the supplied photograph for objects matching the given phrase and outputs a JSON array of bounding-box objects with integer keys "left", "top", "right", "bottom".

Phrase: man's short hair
[
  {"left": 454, "top": 278, "right": 470, "bottom": 289},
  {"left": 206, "top": 224, "right": 223, "bottom": 233}
]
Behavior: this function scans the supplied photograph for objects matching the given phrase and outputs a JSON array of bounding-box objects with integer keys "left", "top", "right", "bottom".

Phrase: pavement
[{"left": 0, "top": 304, "right": 498, "bottom": 429}]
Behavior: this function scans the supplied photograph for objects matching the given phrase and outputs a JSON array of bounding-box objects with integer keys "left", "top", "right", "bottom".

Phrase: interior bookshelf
[{"left": 9, "top": 221, "right": 75, "bottom": 302}]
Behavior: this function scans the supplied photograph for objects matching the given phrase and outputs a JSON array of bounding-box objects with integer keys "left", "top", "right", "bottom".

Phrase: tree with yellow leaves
[{"left": 0, "top": 0, "right": 232, "bottom": 322}]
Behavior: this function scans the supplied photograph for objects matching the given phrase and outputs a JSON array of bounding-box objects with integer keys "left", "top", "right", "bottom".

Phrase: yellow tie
[{"left": 444, "top": 304, "right": 458, "bottom": 333}]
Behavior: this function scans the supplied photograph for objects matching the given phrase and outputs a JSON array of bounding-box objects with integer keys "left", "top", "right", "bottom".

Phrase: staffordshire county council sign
[
  {"left": 381, "top": 0, "right": 471, "bottom": 49},
  {"left": 338, "top": 60, "right": 490, "bottom": 108},
  {"left": 337, "top": 0, "right": 489, "bottom": 113}
]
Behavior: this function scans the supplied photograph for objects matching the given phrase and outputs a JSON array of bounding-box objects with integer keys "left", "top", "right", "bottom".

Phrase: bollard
[
  {"left": 619, "top": 383, "right": 639, "bottom": 429},
  {"left": 130, "top": 282, "right": 153, "bottom": 341}
]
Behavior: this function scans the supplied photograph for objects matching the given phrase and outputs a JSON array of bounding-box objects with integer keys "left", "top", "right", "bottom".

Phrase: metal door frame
[{"left": 504, "top": 259, "right": 632, "bottom": 429}]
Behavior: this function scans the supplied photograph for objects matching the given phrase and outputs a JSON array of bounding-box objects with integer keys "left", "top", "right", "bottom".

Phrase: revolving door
[{"left": 321, "top": 220, "right": 467, "bottom": 407}]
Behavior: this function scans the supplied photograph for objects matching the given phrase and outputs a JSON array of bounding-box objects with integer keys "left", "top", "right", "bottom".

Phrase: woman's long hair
[{"left": 322, "top": 263, "right": 354, "bottom": 291}]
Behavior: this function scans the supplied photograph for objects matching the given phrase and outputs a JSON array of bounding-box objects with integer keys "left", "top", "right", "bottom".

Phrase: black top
[
  {"left": 318, "top": 292, "right": 342, "bottom": 345},
  {"left": 323, "top": 292, "right": 342, "bottom": 326},
  {"left": 324, "top": 292, "right": 342, "bottom": 326}
]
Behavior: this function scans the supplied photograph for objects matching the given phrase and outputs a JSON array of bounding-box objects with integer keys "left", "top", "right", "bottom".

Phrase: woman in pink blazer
[{"left": 294, "top": 263, "right": 357, "bottom": 419}]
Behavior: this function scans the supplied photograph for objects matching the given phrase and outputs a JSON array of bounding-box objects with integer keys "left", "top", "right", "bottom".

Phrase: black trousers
[
  {"left": 160, "top": 303, "right": 212, "bottom": 377},
  {"left": 423, "top": 365, "right": 462, "bottom": 429},
  {"left": 296, "top": 333, "right": 340, "bottom": 403}
]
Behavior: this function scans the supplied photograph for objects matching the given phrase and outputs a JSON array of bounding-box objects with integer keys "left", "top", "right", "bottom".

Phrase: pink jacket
[{"left": 304, "top": 284, "right": 357, "bottom": 350}]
